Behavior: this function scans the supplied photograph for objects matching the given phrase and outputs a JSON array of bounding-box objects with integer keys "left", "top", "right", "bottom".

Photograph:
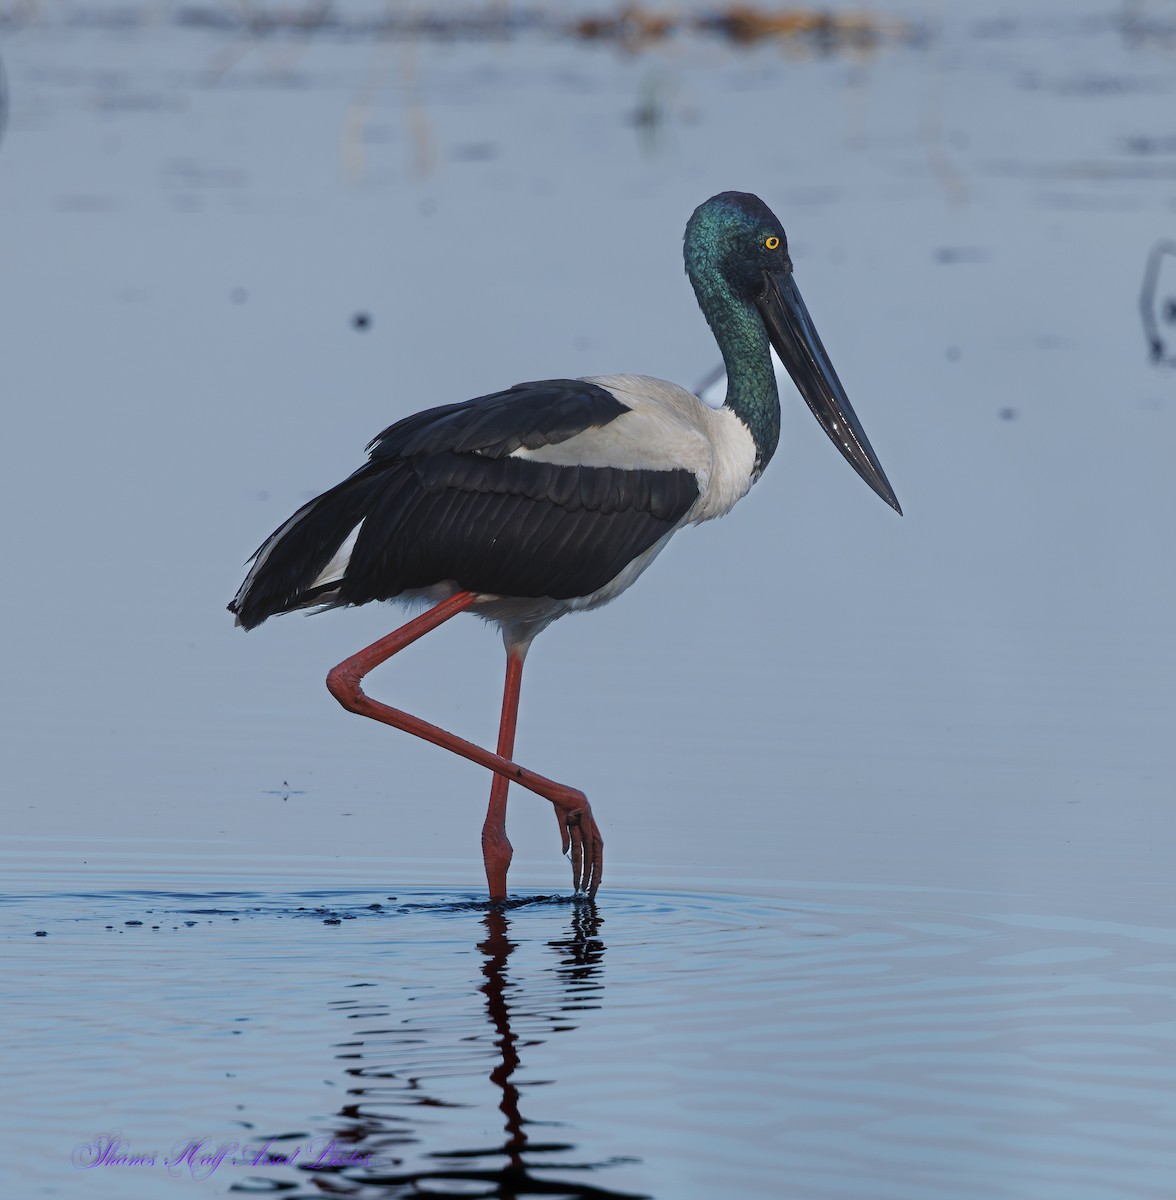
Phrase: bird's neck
[{"left": 696, "top": 281, "right": 781, "bottom": 475}]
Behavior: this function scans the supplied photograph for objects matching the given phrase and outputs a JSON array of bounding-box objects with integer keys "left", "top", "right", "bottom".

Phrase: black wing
[
  {"left": 229, "top": 379, "right": 699, "bottom": 629},
  {"left": 366, "top": 377, "right": 628, "bottom": 458}
]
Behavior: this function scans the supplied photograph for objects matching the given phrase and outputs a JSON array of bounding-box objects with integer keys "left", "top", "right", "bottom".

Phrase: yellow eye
[{"left": 764, "top": 236, "right": 780, "bottom": 250}]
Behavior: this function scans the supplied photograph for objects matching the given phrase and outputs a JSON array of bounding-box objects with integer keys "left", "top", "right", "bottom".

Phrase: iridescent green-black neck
[{"left": 684, "top": 192, "right": 787, "bottom": 474}]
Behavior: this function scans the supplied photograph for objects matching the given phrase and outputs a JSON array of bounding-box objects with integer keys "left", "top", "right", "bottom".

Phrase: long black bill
[{"left": 757, "top": 270, "right": 901, "bottom": 514}]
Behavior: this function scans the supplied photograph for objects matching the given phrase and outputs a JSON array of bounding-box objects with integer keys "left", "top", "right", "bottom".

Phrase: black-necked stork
[{"left": 229, "top": 191, "right": 901, "bottom": 901}]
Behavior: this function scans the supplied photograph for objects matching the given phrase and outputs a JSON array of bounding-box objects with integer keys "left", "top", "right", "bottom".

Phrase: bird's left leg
[{"left": 482, "top": 646, "right": 525, "bottom": 900}]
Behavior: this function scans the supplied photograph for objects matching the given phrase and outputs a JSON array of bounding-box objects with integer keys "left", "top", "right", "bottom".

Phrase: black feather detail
[
  {"left": 341, "top": 453, "right": 698, "bottom": 603},
  {"left": 229, "top": 379, "right": 700, "bottom": 628},
  {"left": 227, "top": 458, "right": 391, "bottom": 630},
  {"left": 368, "top": 379, "right": 629, "bottom": 459}
]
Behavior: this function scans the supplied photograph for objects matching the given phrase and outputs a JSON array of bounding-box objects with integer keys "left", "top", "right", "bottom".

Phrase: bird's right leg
[{"left": 324, "top": 591, "right": 602, "bottom": 898}]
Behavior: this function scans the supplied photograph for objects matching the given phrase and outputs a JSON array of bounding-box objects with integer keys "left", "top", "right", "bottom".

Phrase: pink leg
[
  {"left": 325, "top": 592, "right": 602, "bottom": 898},
  {"left": 482, "top": 648, "right": 525, "bottom": 901}
]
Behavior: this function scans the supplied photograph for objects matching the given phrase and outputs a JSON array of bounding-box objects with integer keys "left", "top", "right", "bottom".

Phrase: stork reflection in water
[{"left": 314, "top": 901, "right": 639, "bottom": 1198}]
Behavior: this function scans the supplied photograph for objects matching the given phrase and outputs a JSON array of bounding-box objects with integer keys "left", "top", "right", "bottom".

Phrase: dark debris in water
[
  {"left": 305, "top": 892, "right": 581, "bottom": 924},
  {"left": 1120, "top": 134, "right": 1176, "bottom": 156},
  {"left": 933, "top": 246, "right": 989, "bottom": 265},
  {"left": 27, "top": 890, "right": 596, "bottom": 934}
]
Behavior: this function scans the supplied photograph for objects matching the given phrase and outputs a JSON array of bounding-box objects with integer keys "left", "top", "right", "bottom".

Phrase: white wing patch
[
  {"left": 309, "top": 519, "right": 365, "bottom": 591},
  {"left": 509, "top": 375, "right": 713, "bottom": 479},
  {"left": 512, "top": 374, "right": 757, "bottom": 524}
]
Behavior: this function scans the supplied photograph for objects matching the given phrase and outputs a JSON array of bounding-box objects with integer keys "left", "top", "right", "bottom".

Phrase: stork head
[{"left": 685, "top": 192, "right": 901, "bottom": 514}]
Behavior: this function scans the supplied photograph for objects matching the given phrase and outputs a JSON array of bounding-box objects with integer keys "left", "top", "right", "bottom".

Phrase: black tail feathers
[{"left": 228, "top": 466, "right": 380, "bottom": 630}]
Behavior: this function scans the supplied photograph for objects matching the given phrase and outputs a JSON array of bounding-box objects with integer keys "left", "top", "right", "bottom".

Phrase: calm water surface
[
  {"left": 9, "top": 874, "right": 1176, "bottom": 1199},
  {"left": 2, "top": 2, "right": 1176, "bottom": 1196}
]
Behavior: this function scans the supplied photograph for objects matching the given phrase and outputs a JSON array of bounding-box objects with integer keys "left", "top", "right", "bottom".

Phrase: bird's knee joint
[
  {"left": 481, "top": 825, "right": 513, "bottom": 857},
  {"left": 326, "top": 664, "right": 364, "bottom": 710}
]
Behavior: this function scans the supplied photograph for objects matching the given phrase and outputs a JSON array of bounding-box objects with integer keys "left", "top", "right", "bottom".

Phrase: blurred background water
[{"left": 2, "top": 1, "right": 1176, "bottom": 1196}]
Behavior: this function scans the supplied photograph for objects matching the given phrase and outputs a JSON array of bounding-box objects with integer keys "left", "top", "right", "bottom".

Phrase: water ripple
[{"left": 6, "top": 883, "right": 1176, "bottom": 1199}]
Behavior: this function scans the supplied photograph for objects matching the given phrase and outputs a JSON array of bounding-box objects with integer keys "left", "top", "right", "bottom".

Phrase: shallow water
[
  {"left": 10, "top": 876, "right": 1176, "bottom": 1199},
  {"left": 2, "top": 1, "right": 1176, "bottom": 1196}
]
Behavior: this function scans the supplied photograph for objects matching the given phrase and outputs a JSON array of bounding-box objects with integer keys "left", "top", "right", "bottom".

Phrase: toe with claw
[{"left": 552, "top": 789, "right": 603, "bottom": 897}]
